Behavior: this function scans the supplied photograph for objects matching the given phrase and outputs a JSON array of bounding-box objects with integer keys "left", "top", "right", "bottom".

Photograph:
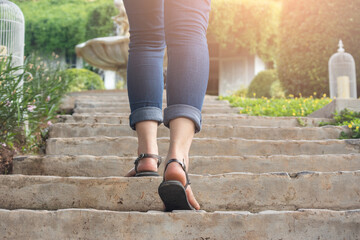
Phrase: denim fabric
[
  {"left": 124, "top": 0, "right": 211, "bottom": 133},
  {"left": 129, "top": 107, "right": 163, "bottom": 129}
]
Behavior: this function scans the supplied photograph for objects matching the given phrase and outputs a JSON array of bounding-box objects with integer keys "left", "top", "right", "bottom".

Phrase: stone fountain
[
  {"left": 75, "top": 0, "right": 130, "bottom": 89},
  {"left": 76, "top": 0, "right": 168, "bottom": 89}
]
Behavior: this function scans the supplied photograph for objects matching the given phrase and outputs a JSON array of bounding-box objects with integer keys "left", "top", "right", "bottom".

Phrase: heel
[
  {"left": 134, "top": 153, "right": 162, "bottom": 177},
  {"left": 158, "top": 159, "right": 194, "bottom": 211}
]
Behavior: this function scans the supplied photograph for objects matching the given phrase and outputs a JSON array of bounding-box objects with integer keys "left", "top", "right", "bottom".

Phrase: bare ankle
[{"left": 137, "top": 158, "right": 158, "bottom": 172}]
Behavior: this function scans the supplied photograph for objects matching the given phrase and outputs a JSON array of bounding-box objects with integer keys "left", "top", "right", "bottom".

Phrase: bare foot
[
  {"left": 124, "top": 157, "right": 159, "bottom": 177},
  {"left": 163, "top": 160, "right": 200, "bottom": 210}
]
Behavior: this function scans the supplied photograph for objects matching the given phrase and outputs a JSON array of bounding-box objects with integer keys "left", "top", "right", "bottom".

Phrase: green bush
[
  {"left": 233, "top": 86, "right": 248, "bottom": 98},
  {"left": 1, "top": 54, "right": 70, "bottom": 152},
  {"left": 0, "top": 56, "right": 29, "bottom": 147},
  {"left": 247, "top": 70, "right": 279, "bottom": 98},
  {"left": 65, "top": 68, "right": 105, "bottom": 92},
  {"left": 270, "top": 80, "right": 285, "bottom": 99},
  {"left": 277, "top": 0, "right": 360, "bottom": 96}
]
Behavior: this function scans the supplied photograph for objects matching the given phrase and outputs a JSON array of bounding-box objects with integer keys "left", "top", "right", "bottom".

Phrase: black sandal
[
  {"left": 134, "top": 153, "right": 162, "bottom": 177},
  {"left": 158, "top": 159, "right": 195, "bottom": 211}
]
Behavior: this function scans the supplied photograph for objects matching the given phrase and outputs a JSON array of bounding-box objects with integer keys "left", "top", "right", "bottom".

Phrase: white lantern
[
  {"left": 329, "top": 40, "right": 357, "bottom": 99},
  {"left": 0, "top": 0, "right": 25, "bottom": 68}
]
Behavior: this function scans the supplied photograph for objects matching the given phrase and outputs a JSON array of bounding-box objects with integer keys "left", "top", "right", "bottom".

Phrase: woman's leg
[
  {"left": 123, "top": 0, "right": 165, "bottom": 176},
  {"left": 162, "top": 0, "right": 211, "bottom": 209}
]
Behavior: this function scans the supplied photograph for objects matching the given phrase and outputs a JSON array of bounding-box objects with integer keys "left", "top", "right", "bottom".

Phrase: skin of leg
[
  {"left": 164, "top": 117, "right": 200, "bottom": 210},
  {"left": 125, "top": 120, "right": 159, "bottom": 177}
]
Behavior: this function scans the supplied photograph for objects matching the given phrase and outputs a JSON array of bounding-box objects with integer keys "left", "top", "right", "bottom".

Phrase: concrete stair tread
[
  {"left": 50, "top": 122, "right": 344, "bottom": 130},
  {"left": 5, "top": 90, "right": 359, "bottom": 238},
  {"left": 69, "top": 113, "right": 333, "bottom": 121},
  {"left": 1, "top": 172, "right": 359, "bottom": 212},
  {"left": 1, "top": 208, "right": 359, "bottom": 239},
  {"left": 60, "top": 114, "right": 334, "bottom": 127},
  {"left": 74, "top": 102, "right": 231, "bottom": 107},
  {"left": 73, "top": 107, "right": 240, "bottom": 114},
  {"left": 49, "top": 123, "right": 348, "bottom": 140},
  {"left": 13, "top": 154, "right": 360, "bottom": 177},
  {"left": 46, "top": 136, "right": 360, "bottom": 156}
]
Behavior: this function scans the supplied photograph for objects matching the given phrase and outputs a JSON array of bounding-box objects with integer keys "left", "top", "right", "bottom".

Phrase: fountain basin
[{"left": 75, "top": 36, "right": 129, "bottom": 71}]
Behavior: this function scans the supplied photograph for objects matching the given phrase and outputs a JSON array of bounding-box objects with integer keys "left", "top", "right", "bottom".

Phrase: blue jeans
[{"left": 123, "top": 0, "right": 211, "bottom": 133}]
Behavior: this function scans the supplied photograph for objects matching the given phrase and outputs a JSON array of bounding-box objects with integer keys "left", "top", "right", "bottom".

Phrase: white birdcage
[
  {"left": 0, "top": 0, "right": 25, "bottom": 68},
  {"left": 329, "top": 40, "right": 357, "bottom": 99}
]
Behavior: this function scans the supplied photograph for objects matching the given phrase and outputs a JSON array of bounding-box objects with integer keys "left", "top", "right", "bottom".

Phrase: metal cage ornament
[
  {"left": 329, "top": 40, "right": 357, "bottom": 99},
  {"left": 0, "top": 0, "right": 25, "bottom": 67}
]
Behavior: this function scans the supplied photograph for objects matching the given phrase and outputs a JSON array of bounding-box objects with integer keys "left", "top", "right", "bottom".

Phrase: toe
[
  {"left": 186, "top": 186, "right": 200, "bottom": 210},
  {"left": 124, "top": 167, "right": 136, "bottom": 177}
]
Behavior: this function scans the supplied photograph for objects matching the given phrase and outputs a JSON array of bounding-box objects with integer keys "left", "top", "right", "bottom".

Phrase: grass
[
  {"left": 319, "top": 108, "right": 360, "bottom": 139},
  {"left": 220, "top": 93, "right": 332, "bottom": 117},
  {"left": 221, "top": 92, "right": 360, "bottom": 139}
]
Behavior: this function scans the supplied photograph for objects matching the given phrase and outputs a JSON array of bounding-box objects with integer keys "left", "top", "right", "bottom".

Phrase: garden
[
  {"left": 1, "top": 0, "right": 360, "bottom": 173},
  {"left": 0, "top": 0, "right": 115, "bottom": 173}
]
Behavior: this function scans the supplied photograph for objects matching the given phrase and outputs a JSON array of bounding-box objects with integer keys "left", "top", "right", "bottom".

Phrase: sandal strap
[
  {"left": 163, "top": 159, "right": 191, "bottom": 189},
  {"left": 134, "top": 153, "right": 162, "bottom": 173}
]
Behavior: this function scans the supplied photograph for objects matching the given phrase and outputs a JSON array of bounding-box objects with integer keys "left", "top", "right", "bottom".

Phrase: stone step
[
  {"left": 1, "top": 209, "right": 359, "bottom": 239},
  {"left": 1, "top": 172, "right": 359, "bottom": 212},
  {"left": 67, "top": 89, "right": 128, "bottom": 96},
  {"left": 46, "top": 137, "right": 360, "bottom": 156},
  {"left": 60, "top": 114, "right": 334, "bottom": 127},
  {"left": 67, "top": 91, "right": 219, "bottom": 100},
  {"left": 13, "top": 154, "right": 360, "bottom": 177},
  {"left": 60, "top": 94, "right": 223, "bottom": 112},
  {"left": 74, "top": 101, "right": 230, "bottom": 108},
  {"left": 49, "top": 123, "right": 348, "bottom": 140},
  {"left": 73, "top": 106, "right": 241, "bottom": 114}
]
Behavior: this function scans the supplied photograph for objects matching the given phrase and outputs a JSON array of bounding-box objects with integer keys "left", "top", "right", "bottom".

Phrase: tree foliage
[
  {"left": 277, "top": 0, "right": 360, "bottom": 96},
  {"left": 14, "top": 0, "right": 281, "bottom": 65},
  {"left": 208, "top": 0, "right": 281, "bottom": 64},
  {"left": 13, "top": 0, "right": 116, "bottom": 56}
]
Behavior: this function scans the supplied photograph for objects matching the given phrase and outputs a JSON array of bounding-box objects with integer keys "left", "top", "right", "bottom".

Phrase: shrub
[
  {"left": 65, "top": 68, "right": 105, "bottom": 92},
  {"left": 270, "top": 80, "right": 285, "bottom": 99},
  {"left": 0, "top": 56, "right": 29, "bottom": 147},
  {"left": 247, "top": 69, "right": 279, "bottom": 98},
  {"left": 1, "top": 54, "right": 70, "bottom": 152},
  {"left": 277, "top": 0, "right": 360, "bottom": 96},
  {"left": 233, "top": 86, "right": 248, "bottom": 98}
]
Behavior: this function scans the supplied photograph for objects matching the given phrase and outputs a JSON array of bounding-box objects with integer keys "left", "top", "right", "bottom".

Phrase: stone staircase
[{"left": 1, "top": 90, "right": 360, "bottom": 239}]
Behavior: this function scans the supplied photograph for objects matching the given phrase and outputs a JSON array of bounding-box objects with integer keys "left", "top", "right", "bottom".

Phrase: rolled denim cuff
[
  {"left": 163, "top": 104, "right": 202, "bottom": 133},
  {"left": 129, "top": 106, "right": 163, "bottom": 131}
]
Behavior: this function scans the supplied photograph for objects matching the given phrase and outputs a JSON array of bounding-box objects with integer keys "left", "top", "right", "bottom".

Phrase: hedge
[
  {"left": 65, "top": 68, "right": 105, "bottom": 92},
  {"left": 247, "top": 69, "right": 279, "bottom": 98},
  {"left": 277, "top": 0, "right": 360, "bottom": 97}
]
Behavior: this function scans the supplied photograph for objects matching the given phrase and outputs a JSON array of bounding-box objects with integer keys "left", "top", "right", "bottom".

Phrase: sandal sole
[
  {"left": 135, "top": 171, "right": 159, "bottom": 177},
  {"left": 158, "top": 180, "right": 195, "bottom": 212}
]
